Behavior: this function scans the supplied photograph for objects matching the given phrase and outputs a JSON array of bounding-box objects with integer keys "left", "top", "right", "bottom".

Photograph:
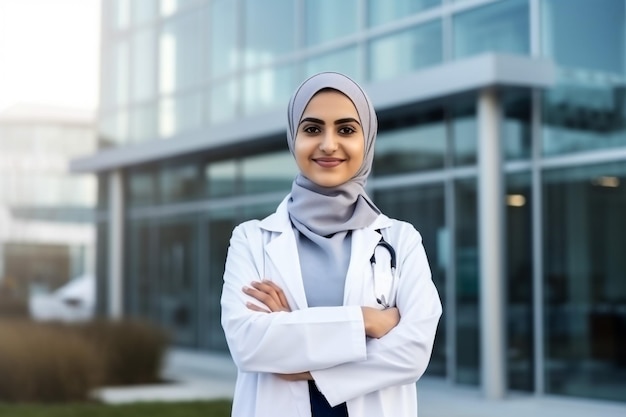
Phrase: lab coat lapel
[
  {"left": 261, "top": 197, "right": 309, "bottom": 310},
  {"left": 264, "top": 229, "right": 308, "bottom": 310}
]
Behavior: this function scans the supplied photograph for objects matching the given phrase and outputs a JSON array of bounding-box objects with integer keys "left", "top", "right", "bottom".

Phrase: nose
[{"left": 319, "top": 131, "right": 338, "bottom": 153}]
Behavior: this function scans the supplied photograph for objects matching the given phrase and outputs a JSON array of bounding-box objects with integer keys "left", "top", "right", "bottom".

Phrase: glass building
[
  {"left": 72, "top": 0, "right": 626, "bottom": 404},
  {"left": 0, "top": 104, "right": 96, "bottom": 300}
]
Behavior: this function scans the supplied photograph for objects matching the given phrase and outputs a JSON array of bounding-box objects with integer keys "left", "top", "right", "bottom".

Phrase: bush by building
[{"left": 0, "top": 318, "right": 169, "bottom": 403}]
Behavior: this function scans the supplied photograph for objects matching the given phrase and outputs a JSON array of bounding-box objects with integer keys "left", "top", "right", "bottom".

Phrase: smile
[{"left": 313, "top": 158, "right": 345, "bottom": 168}]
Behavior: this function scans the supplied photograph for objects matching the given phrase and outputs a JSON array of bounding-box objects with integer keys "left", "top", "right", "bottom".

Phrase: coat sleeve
[
  {"left": 310, "top": 224, "right": 442, "bottom": 407},
  {"left": 220, "top": 222, "right": 368, "bottom": 374}
]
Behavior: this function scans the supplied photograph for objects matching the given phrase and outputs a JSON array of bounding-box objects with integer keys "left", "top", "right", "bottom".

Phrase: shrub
[
  {"left": 0, "top": 318, "right": 169, "bottom": 403},
  {"left": 0, "top": 293, "right": 28, "bottom": 318},
  {"left": 78, "top": 318, "right": 170, "bottom": 386},
  {"left": 0, "top": 319, "right": 102, "bottom": 402}
]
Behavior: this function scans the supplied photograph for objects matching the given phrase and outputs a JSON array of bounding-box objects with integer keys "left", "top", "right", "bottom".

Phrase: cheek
[
  {"left": 293, "top": 139, "right": 309, "bottom": 168},
  {"left": 350, "top": 141, "right": 366, "bottom": 168}
]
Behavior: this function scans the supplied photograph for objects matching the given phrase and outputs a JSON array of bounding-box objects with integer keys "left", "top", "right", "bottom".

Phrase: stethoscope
[{"left": 370, "top": 232, "right": 397, "bottom": 309}]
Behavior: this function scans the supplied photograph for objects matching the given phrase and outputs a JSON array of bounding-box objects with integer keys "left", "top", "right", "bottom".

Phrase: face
[{"left": 294, "top": 90, "right": 365, "bottom": 188}]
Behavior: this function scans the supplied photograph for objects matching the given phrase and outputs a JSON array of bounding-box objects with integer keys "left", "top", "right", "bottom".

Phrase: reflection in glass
[
  {"left": 243, "top": 0, "right": 295, "bottom": 68},
  {"left": 455, "top": 178, "right": 479, "bottom": 385},
  {"left": 543, "top": 162, "right": 626, "bottom": 402},
  {"left": 101, "top": 41, "right": 129, "bottom": 110},
  {"left": 368, "top": 21, "right": 442, "bottom": 82},
  {"left": 241, "top": 151, "right": 298, "bottom": 195},
  {"left": 209, "top": 0, "right": 238, "bottom": 78},
  {"left": 129, "top": 103, "right": 157, "bottom": 143},
  {"left": 112, "top": 0, "right": 130, "bottom": 31},
  {"left": 451, "top": 98, "right": 477, "bottom": 166},
  {"left": 542, "top": 82, "right": 626, "bottom": 155},
  {"left": 159, "top": 12, "right": 203, "bottom": 94},
  {"left": 208, "top": 79, "right": 239, "bottom": 125},
  {"left": 204, "top": 210, "right": 237, "bottom": 350},
  {"left": 374, "top": 183, "right": 447, "bottom": 376},
  {"left": 374, "top": 116, "right": 445, "bottom": 175},
  {"left": 99, "top": 111, "right": 128, "bottom": 148},
  {"left": 131, "top": 0, "right": 158, "bottom": 26},
  {"left": 453, "top": 0, "right": 529, "bottom": 59},
  {"left": 243, "top": 65, "right": 296, "bottom": 116},
  {"left": 205, "top": 160, "right": 238, "bottom": 198},
  {"left": 542, "top": 0, "right": 625, "bottom": 76},
  {"left": 160, "top": 163, "right": 200, "bottom": 203},
  {"left": 95, "top": 221, "right": 108, "bottom": 315},
  {"left": 127, "top": 167, "right": 158, "bottom": 207},
  {"left": 127, "top": 220, "right": 154, "bottom": 318},
  {"left": 115, "top": 41, "right": 129, "bottom": 107},
  {"left": 161, "top": 0, "right": 198, "bottom": 16},
  {"left": 304, "top": 0, "right": 358, "bottom": 46},
  {"left": 503, "top": 91, "right": 531, "bottom": 160},
  {"left": 242, "top": 202, "right": 282, "bottom": 222},
  {"left": 131, "top": 29, "right": 156, "bottom": 103},
  {"left": 506, "top": 173, "right": 533, "bottom": 391},
  {"left": 157, "top": 220, "right": 197, "bottom": 347},
  {"left": 159, "top": 92, "right": 203, "bottom": 138},
  {"left": 368, "top": 0, "right": 441, "bottom": 27},
  {"left": 305, "top": 46, "right": 360, "bottom": 84}
]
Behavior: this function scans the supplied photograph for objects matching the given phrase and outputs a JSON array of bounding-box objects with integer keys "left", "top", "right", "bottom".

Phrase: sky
[{"left": 0, "top": 0, "right": 100, "bottom": 112}]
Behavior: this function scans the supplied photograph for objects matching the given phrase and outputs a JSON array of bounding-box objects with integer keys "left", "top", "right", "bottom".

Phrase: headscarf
[{"left": 286, "top": 72, "right": 380, "bottom": 237}]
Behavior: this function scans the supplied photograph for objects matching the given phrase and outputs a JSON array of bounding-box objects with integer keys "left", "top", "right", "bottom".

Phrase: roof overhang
[{"left": 70, "top": 53, "right": 555, "bottom": 173}]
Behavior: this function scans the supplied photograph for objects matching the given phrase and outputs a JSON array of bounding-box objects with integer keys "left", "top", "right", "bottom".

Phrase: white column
[
  {"left": 477, "top": 87, "right": 506, "bottom": 399},
  {"left": 108, "top": 170, "right": 124, "bottom": 319}
]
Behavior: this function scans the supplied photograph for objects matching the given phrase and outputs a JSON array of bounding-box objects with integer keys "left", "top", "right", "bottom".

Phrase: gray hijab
[{"left": 286, "top": 72, "right": 380, "bottom": 237}]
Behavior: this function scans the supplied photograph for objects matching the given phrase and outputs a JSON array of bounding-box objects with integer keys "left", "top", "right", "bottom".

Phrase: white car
[{"left": 29, "top": 274, "right": 95, "bottom": 322}]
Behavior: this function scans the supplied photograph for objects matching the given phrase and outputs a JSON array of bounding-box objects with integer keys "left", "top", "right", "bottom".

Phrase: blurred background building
[
  {"left": 71, "top": 0, "right": 625, "bottom": 406},
  {"left": 0, "top": 104, "right": 96, "bottom": 305}
]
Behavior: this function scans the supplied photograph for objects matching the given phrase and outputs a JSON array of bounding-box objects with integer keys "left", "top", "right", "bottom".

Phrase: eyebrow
[{"left": 299, "top": 117, "right": 361, "bottom": 126}]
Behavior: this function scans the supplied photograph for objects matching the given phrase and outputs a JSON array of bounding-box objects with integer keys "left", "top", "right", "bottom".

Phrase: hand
[
  {"left": 243, "top": 280, "right": 291, "bottom": 313},
  {"left": 361, "top": 307, "right": 400, "bottom": 338},
  {"left": 275, "top": 371, "right": 312, "bottom": 381}
]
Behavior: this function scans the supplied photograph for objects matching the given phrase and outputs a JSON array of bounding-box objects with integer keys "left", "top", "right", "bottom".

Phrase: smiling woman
[{"left": 220, "top": 72, "right": 442, "bottom": 417}]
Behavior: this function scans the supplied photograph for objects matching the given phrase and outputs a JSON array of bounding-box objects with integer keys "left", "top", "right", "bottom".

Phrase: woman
[{"left": 221, "top": 72, "right": 442, "bottom": 417}]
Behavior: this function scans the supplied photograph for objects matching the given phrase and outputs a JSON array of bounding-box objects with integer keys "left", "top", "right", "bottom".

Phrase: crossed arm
[{"left": 242, "top": 280, "right": 401, "bottom": 381}]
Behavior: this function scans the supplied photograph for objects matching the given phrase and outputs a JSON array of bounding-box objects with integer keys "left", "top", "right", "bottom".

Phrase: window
[
  {"left": 369, "top": 21, "right": 442, "bottom": 81},
  {"left": 305, "top": 0, "right": 358, "bottom": 46},
  {"left": 305, "top": 46, "right": 360, "bottom": 84},
  {"left": 453, "top": 0, "right": 529, "bottom": 59},
  {"left": 159, "top": 12, "right": 203, "bottom": 94},
  {"left": 243, "top": 0, "right": 295, "bottom": 68},
  {"left": 543, "top": 162, "right": 626, "bottom": 402},
  {"left": 368, "top": 0, "right": 441, "bottom": 27},
  {"left": 209, "top": 0, "right": 238, "bottom": 78}
]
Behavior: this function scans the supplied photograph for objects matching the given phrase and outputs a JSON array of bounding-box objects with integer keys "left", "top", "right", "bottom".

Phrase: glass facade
[
  {"left": 543, "top": 163, "right": 626, "bottom": 401},
  {"left": 94, "top": 0, "right": 626, "bottom": 405}
]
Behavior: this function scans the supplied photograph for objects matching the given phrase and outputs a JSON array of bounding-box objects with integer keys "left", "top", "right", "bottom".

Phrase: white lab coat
[{"left": 221, "top": 196, "right": 442, "bottom": 417}]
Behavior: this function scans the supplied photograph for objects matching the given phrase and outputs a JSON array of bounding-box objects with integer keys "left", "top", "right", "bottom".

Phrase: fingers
[
  {"left": 256, "top": 280, "right": 290, "bottom": 311},
  {"left": 245, "top": 302, "right": 270, "bottom": 313},
  {"left": 242, "top": 280, "right": 291, "bottom": 312}
]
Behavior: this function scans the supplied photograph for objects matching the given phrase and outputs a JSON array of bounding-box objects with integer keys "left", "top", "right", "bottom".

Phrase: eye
[
  {"left": 338, "top": 126, "right": 356, "bottom": 135},
  {"left": 303, "top": 125, "right": 321, "bottom": 134}
]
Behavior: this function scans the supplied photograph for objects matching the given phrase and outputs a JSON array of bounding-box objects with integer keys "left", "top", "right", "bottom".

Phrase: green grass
[{"left": 0, "top": 400, "right": 232, "bottom": 417}]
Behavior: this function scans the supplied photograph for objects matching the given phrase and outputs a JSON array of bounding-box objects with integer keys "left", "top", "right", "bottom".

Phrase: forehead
[{"left": 301, "top": 89, "right": 359, "bottom": 119}]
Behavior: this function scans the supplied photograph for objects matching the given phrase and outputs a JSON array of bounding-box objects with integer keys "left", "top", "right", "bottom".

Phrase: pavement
[{"left": 93, "top": 348, "right": 626, "bottom": 417}]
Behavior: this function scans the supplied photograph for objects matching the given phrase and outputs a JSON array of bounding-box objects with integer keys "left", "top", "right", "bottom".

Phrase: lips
[{"left": 313, "top": 157, "right": 345, "bottom": 168}]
